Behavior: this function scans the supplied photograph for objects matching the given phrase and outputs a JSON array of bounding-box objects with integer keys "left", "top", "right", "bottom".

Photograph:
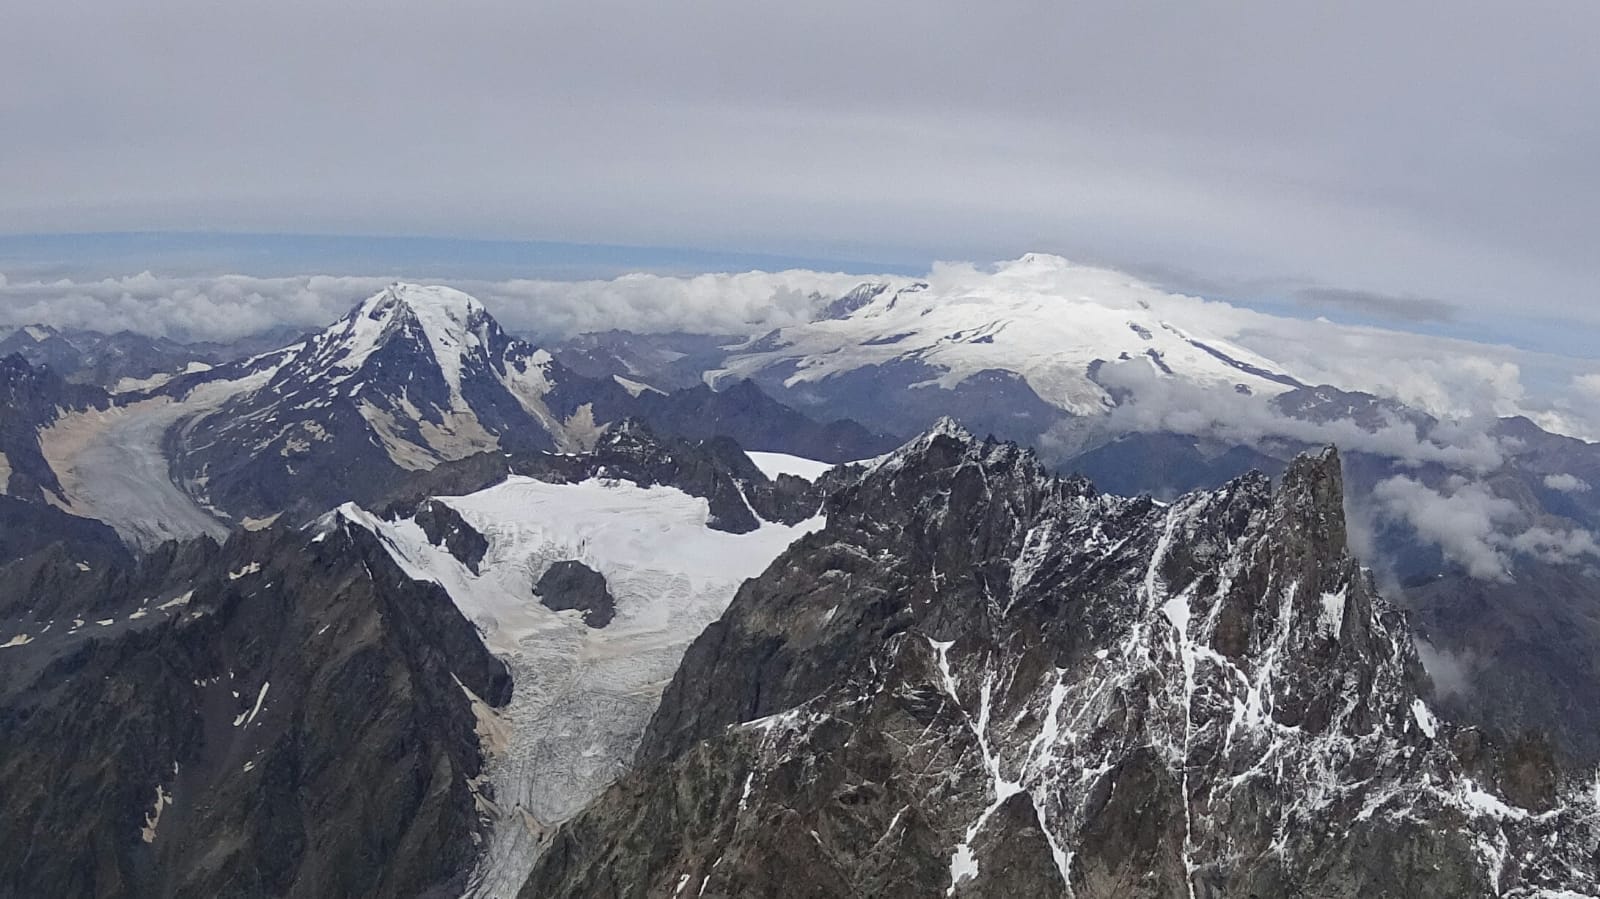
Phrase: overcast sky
[{"left": 2, "top": 1, "right": 1597, "bottom": 344}]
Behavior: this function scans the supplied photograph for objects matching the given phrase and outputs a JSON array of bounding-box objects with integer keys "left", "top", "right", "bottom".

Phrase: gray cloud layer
[
  {"left": 1293, "top": 287, "right": 1458, "bottom": 324},
  {"left": 4, "top": 1, "right": 1600, "bottom": 331}
]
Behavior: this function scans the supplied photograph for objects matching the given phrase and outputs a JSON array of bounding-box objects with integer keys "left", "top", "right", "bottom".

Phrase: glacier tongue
[{"left": 342, "top": 475, "right": 822, "bottom": 899}]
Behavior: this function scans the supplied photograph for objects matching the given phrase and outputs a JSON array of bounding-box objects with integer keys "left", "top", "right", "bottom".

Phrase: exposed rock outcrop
[{"left": 536, "top": 560, "right": 616, "bottom": 628}]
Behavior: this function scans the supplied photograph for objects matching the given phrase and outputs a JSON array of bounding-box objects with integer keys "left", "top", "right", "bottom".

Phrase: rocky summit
[{"left": 520, "top": 421, "right": 1600, "bottom": 898}]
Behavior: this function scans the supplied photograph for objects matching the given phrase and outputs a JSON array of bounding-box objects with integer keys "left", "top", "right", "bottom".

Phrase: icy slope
[{"left": 340, "top": 475, "right": 822, "bottom": 899}]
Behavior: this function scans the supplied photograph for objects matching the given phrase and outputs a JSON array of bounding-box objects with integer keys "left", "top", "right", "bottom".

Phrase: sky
[{"left": 2, "top": 0, "right": 1597, "bottom": 351}]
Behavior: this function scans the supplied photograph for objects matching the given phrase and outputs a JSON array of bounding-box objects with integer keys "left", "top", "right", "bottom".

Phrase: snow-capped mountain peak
[
  {"left": 307, "top": 282, "right": 500, "bottom": 401},
  {"left": 708, "top": 255, "right": 1303, "bottom": 428},
  {"left": 147, "top": 284, "right": 628, "bottom": 522}
]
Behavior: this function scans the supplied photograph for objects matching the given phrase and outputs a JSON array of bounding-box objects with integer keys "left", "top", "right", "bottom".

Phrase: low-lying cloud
[
  {"left": 1063, "top": 359, "right": 1510, "bottom": 472},
  {"left": 1371, "top": 476, "right": 1520, "bottom": 580},
  {"left": 0, "top": 270, "right": 863, "bottom": 344},
  {"left": 1372, "top": 474, "right": 1600, "bottom": 581},
  {"left": 1414, "top": 639, "right": 1479, "bottom": 700}
]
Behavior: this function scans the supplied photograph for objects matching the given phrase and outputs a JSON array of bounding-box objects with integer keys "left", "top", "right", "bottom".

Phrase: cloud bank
[
  {"left": 1076, "top": 360, "right": 1510, "bottom": 472},
  {"left": 0, "top": 270, "right": 864, "bottom": 345},
  {"left": 1372, "top": 475, "right": 1600, "bottom": 581}
]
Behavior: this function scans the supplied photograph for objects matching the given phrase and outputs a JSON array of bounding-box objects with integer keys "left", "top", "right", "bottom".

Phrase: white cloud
[
  {"left": 473, "top": 270, "right": 868, "bottom": 339},
  {"left": 1507, "top": 525, "right": 1600, "bottom": 564},
  {"left": 1372, "top": 476, "right": 1520, "bottom": 580},
  {"left": 1372, "top": 474, "right": 1600, "bottom": 582},
  {"left": 1571, "top": 373, "right": 1600, "bottom": 400},
  {"left": 0, "top": 269, "right": 863, "bottom": 344},
  {"left": 1543, "top": 473, "right": 1591, "bottom": 493},
  {"left": 1063, "top": 359, "right": 1510, "bottom": 472},
  {"left": 0, "top": 273, "right": 386, "bottom": 343}
]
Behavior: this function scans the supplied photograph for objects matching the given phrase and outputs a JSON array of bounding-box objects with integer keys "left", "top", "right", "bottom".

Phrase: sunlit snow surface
[
  {"left": 744, "top": 451, "right": 838, "bottom": 483},
  {"left": 342, "top": 476, "right": 821, "bottom": 899}
]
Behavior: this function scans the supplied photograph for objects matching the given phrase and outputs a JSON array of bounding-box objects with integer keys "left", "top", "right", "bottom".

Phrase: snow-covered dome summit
[{"left": 709, "top": 254, "right": 1303, "bottom": 418}]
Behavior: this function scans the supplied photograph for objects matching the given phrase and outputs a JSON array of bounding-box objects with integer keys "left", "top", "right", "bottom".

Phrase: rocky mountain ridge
[
  {"left": 0, "top": 420, "right": 839, "bottom": 899},
  {"left": 0, "top": 515, "right": 510, "bottom": 898},
  {"left": 520, "top": 422, "right": 1600, "bottom": 898}
]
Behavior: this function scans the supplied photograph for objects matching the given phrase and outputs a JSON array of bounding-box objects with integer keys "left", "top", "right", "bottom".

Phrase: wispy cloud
[{"left": 1415, "top": 639, "right": 1479, "bottom": 699}]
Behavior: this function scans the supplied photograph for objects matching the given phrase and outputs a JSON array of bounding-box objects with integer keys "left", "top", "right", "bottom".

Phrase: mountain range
[{"left": 2, "top": 262, "right": 1599, "bottom": 897}]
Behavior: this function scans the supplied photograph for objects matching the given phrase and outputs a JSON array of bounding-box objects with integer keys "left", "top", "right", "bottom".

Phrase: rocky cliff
[{"left": 521, "top": 421, "right": 1600, "bottom": 898}]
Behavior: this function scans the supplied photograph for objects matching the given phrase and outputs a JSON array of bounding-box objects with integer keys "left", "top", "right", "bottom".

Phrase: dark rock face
[
  {"left": 1052, "top": 391, "right": 1600, "bottom": 766},
  {"left": 628, "top": 378, "right": 902, "bottom": 464},
  {"left": 1404, "top": 565, "right": 1600, "bottom": 763},
  {"left": 550, "top": 330, "right": 743, "bottom": 392},
  {"left": 0, "top": 520, "right": 510, "bottom": 899},
  {"left": 0, "top": 356, "right": 130, "bottom": 566},
  {"left": 535, "top": 560, "right": 616, "bottom": 628},
  {"left": 0, "top": 353, "right": 108, "bottom": 502},
  {"left": 1272, "top": 384, "right": 1426, "bottom": 431},
  {"left": 0, "top": 494, "right": 129, "bottom": 570},
  {"left": 519, "top": 423, "right": 1599, "bottom": 898},
  {"left": 1064, "top": 431, "right": 1287, "bottom": 499},
  {"left": 725, "top": 356, "right": 1068, "bottom": 451},
  {"left": 415, "top": 497, "right": 490, "bottom": 573},
  {"left": 0, "top": 327, "right": 214, "bottom": 388}
]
